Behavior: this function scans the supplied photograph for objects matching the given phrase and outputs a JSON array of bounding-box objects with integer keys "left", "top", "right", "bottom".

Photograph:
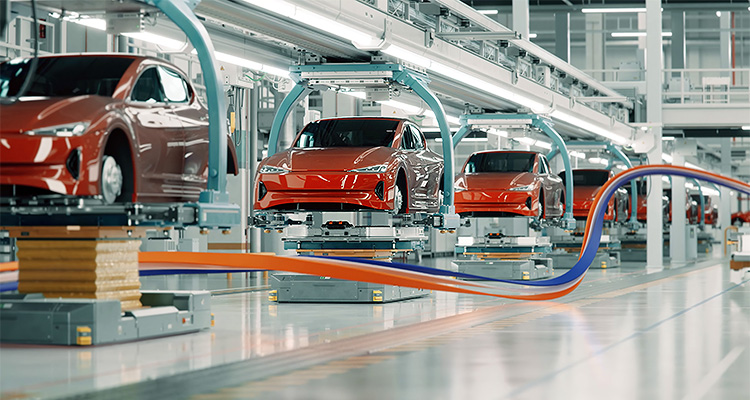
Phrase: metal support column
[
  {"left": 670, "top": 151, "right": 687, "bottom": 266},
  {"left": 671, "top": 11, "right": 685, "bottom": 74},
  {"left": 512, "top": 0, "right": 529, "bottom": 39},
  {"left": 719, "top": 139, "right": 732, "bottom": 233},
  {"left": 249, "top": 87, "right": 261, "bottom": 253},
  {"left": 555, "top": 12, "right": 570, "bottom": 62},
  {"left": 646, "top": 0, "right": 664, "bottom": 268}
]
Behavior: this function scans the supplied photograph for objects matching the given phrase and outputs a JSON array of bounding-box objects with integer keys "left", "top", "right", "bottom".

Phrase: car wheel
[
  {"left": 100, "top": 155, "right": 123, "bottom": 204},
  {"left": 537, "top": 191, "right": 545, "bottom": 220},
  {"left": 394, "top": 183, "right": 406, "bottom": 214}
]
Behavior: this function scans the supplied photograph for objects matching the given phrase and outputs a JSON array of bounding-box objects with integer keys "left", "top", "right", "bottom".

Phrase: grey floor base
[{"left": 1, "top": 255, "right": 749, "bottom": 400}]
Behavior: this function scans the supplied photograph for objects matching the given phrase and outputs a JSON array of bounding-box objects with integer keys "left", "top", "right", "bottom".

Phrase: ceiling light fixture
[
  {"left": 122, "top": 32, "right": 185, "bottom": 50},
  {"left": 582, "top": 8, "right": 647, "bottom": 13},
  {"left": 478, "top": 10, "right": 499, "bottom": 15},
  {"left": 611, "top": 32, "right": 673, "bottom": 38}
]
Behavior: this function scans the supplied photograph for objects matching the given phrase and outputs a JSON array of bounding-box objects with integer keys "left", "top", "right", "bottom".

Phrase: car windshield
[
  {"left": 0, "top": 56, "right": 134, "bottom": 98},
  {"left": 464, "top": 152, "right": 536, "bottom": 173},
  {"left": 690, "top": 195, "right": 708, "bottom": 204},
  {"left": 560, "top": 170, "right": 610, "bottom": 186},
  {"left": 295, "top": 119, "right": 399, "bottom": 148}
]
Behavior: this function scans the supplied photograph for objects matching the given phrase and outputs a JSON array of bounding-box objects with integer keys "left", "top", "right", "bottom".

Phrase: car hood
[
  {"left": 574, "top": 186, "right": 601, "bottom": 202},
  {"left": 0, "top": 96, "right": 113, "bottom": 134},
  {"left": 459, "top": 172, "right": 536, "bottom": 190},
  {"left": 263, "top": 147, "right": 395, "bottom": 172}
]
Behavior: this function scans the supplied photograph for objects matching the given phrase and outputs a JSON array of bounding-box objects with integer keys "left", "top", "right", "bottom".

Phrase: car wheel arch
[{"left": 102, "top": 128, "right": 136, "bottom": 202}]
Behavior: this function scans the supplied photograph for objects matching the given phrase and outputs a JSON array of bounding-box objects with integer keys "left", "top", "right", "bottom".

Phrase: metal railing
[
  {"left": 583, "top": 67, "right": 750, "bottom": 105},
  {"left": 663, "top": 68, "right": 750, "bottom": 105}
]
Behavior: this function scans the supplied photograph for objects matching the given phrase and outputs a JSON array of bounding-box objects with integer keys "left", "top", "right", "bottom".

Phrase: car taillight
[
  {"left": 374, "top": 181, "right": 385, "bottom": 200},
  {"left": 66, "top": 148, "right": 81, "bottom": 180},
  {"left": 258, "top": 181, "right": 267, "bottom": 201}
]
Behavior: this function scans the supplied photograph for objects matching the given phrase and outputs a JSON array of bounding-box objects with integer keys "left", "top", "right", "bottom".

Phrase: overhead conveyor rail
[
  {"left": 196, "top": 0, "right": 636, "bottom": 144},
  {"left": 453, "top": 113, "right": 577, "bottom": 230}
]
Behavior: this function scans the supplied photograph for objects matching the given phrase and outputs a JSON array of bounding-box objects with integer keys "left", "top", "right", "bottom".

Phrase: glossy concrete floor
[{"left": 1, "top": 255, "right": 749, "bottom": 400}]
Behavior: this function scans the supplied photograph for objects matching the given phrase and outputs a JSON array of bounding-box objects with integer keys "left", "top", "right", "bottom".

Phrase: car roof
[
  {"left": 470, "top": 150, "right": 540, "bottom": 156},
  {"left": 315, "top": 116, "right": 409, "bottom": 122},
  {"left": 6, "top": 53, "right": 167, "bottom": 66}
]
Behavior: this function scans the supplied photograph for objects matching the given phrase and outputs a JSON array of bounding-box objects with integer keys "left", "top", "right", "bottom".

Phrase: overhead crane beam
[{"left": 201, "top": 0, "right": 636, "bottom": 145}]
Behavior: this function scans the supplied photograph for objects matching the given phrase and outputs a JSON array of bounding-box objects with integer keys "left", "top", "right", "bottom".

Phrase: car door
[
  {"left": 397, "top": 124, "right": 424, "bottom": 209},
  {"left": 126, "top": 66, "right": 185, "bottom": 201},
  {"left": 157, "top": 65, "right": 208, "bottom": 200},
  {"left": 409, "top": 124, "right": 442, "bottom": 209},
  {"left": 539, "top": 155, "right": 564, "bottom": 217}
]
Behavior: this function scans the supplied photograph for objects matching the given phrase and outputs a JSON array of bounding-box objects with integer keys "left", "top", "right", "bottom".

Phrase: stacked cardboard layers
[{"left": 17, "top": 239, "right": 142, "bottom": 310}]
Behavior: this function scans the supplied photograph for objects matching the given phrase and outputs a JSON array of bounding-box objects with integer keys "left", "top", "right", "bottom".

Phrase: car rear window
[
  {"left": 0, "top": 56, "right": 135, "bottom": 97},
  {"left": 560, "top": 170, "right": 610, "bottom": 186},
  {"left": 464, "top": 152, "right": 536, "bottom": 173},
  {"left": 295, "top": 119, "right": 399, "bottom": 148}
]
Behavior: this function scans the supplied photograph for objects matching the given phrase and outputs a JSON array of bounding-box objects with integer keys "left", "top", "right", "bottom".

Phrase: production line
[{"left": 1, "top": 0, "right": 749, "bottom": 399}]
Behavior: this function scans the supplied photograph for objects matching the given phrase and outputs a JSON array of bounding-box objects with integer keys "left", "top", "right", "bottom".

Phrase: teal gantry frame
[
  {"left": 453, "top": 114, "right": 576, "bottom": 230},
  {"left": 145, "top": 0, "right": 240, "bottom": 228},
  {"left": 267, "top": 63, "right": 456, "bottom": 214},
  {"left": 548, "top": 141, "right": 640, "bottom": 229}
]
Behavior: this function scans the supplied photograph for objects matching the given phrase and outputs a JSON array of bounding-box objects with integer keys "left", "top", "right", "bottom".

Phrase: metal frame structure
[
  {"left": 453, "top": 113, "right": 576, "bottom": 229},
  {"left": 266, "top": 63, "right": 457, "bottom": 220},
  {"left": 547, "top": 141, "right": 639, "bottom": 229}
]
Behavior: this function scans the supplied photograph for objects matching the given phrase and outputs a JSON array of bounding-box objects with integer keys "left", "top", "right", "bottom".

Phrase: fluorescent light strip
[
  {"left": 742, "top": 126, "right": 750, "bottom": 131},
  {"left": 123, "top": 32, "right": 185, "bottom": 50},
  {"left": 65, "top": 17, "right": 106, "bottom": 31},
  {"left": 570, "top": 151, "right": 586, "bottom": 159},
  {"left": 341, "top": 92, "right": 460, "bottom": 125},
  {"left": 611, "top": 32, "right": 673, "bottom": 38},
  {"left": 528, "top": 33, "right": 538, "bottom": 39},
  {"left": 478, "top": 10, "right": 498, "bottom": 15},
  {"left": 241, "top": 0, "right": 378, "bottom": 47},
  {"left": 582, "top": 8, "right": 646, "bottom": 13},
  {"left": 243, "top": 1, "right": 627, "bottom": 145},
  {"left": 190, "top": 49, "right": 290, "bottom": 78},
  {"left": 549, "top": 110, "right": 629, "bottom": 145}
]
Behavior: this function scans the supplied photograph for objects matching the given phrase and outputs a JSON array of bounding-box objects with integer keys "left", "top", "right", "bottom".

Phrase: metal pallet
[
  {"left": 0, "top": 291, "right": 212, "bottom": 346},
  {"left": 269, "top": 273, "right": 428, "bottom": 303}
]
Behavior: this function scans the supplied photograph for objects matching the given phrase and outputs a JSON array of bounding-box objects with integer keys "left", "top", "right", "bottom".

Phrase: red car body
[
  {"left": 454, "top": 150, "right": 565, "bottom": 218},
  {"left": 254, "top": 117, "right": 443, "bottom": 213},
  {"left": 0, "top": 54, "right": 237, "bottom": 204},
  {"left": 690, "top": 194, "right": 716, "bottom": 226},
  {"left": 562, "top": 169, "right": 628, "bottom": 222},
  {"left": 732, "top": 211, "right": 750, "bottom": 226}
]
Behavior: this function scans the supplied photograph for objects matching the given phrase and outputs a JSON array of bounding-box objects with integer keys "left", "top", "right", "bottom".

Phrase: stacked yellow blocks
[{"left": 17, "top": 239, "right": 142, "bottom": 310}]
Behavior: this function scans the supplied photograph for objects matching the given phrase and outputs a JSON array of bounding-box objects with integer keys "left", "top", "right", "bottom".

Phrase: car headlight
[
  {"left": 349, "top": 164, "right": 388, "bottom": 173},
  {"left": 509, "top": 183, "right": 535, "bottom": 192},
  {"left": 258, "top": 165, "right": 290, "bottom": 174},
  {"left": 24, "top": 122, "right": 90, "bottom": 137}
]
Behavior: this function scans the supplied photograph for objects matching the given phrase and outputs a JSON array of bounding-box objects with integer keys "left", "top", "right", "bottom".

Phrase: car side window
[
  {"left": 410, "top": 125, "right": 425, "bottom": 150},
  {"left": 401, "top": 125, "right": 415, "bottom": 150},
  {"left": 540, "top": 156, "right": 550, "bottom": 174},
  {"left": 157, "top": 66, "right": 189, "bottom": 103},
  {"left": 131, "top": 68, "right": 163, "bottom": 103}
]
